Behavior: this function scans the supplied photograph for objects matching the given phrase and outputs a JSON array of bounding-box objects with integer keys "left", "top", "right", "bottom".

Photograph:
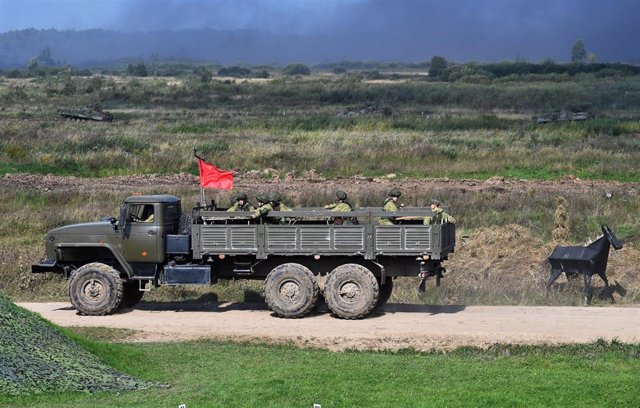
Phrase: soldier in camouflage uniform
[
  {"left": 325, "top": 190, "right": 353, "bottom": 225},
  {"left": 324, "top": 190, "right": 353, "bottom": 212},
  {"left": 227, "top": 192, "right": 254, "bottom": 212},
  {"left": 379, "top": 188, "right": 403, "bottom": 225},
  {"left": 256, "top": 193, "right": 269, "bottom": 208},
  {"left": 252, "top": 192, "right": 292, "bottom": 223},
  {"left": 423, "top": 199, "right": 456, "bottom": 224}
]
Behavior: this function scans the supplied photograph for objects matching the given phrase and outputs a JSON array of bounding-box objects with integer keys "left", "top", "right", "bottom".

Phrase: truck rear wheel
[
  {"left": 376, "top": 278, "right": 394, "bottom": 308},
  {"left": 68, "top": 263, "right": 124, "bottom": 316},
  {"left": 120, "top": 281, "right": 145, "bottom": 309},
  {"left": 265, "top": 263, "right": 319, "bottom": 318},
  {"left": 325, "top": 264, "right": 379, "bottom": 319}
]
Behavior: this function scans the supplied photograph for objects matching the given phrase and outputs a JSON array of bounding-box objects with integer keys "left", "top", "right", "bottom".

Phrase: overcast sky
[{"left": 0, "top": 0, "right": 638, "bottom": 62}]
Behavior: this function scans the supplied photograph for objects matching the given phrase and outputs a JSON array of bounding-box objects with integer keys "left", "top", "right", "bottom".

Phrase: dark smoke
[{"left": 1, "top": 0, "right": 639, "bottom": 63}]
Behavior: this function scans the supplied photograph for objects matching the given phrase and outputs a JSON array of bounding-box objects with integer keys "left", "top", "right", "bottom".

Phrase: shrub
[
  {"left": 218, "top": 66, "right": 252, "bottom": 77},
  {"left": 282, "top": 63, "right": 311, "bottom": 76}
]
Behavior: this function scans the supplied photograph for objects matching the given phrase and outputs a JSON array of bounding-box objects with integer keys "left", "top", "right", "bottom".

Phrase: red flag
[{"left": 197, "top": 159, "right": 234, "bottom": 189}]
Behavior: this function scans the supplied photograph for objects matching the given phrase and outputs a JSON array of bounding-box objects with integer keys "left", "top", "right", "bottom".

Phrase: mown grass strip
[{"left": 2, "top": 339, "right": 639, "bottom": 407}]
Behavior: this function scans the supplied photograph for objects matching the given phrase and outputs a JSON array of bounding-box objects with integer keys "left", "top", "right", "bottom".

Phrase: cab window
[
  {"left": 165, "top": 203, "right": 181, "bottom": 222},
  {"left": 127, "top": 204, "right": 155, "bottom": 223}
]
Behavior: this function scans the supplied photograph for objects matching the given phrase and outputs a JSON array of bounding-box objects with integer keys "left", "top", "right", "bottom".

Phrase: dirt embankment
[{"left": 2, "top": 171, "right": 639, "bottom": 199}]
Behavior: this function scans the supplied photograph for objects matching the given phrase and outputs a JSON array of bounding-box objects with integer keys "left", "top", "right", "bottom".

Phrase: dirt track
[{"left": 19, "top": 302, "right": 640, "bottom": 351}]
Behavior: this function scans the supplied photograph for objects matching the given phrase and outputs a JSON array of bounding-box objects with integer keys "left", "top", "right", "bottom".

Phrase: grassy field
[
  {"left": 1, "top": 68, "right": 639, "bottom": 304},
  {"left": 2, "top": 334, "right": 639, "bottom": 408},
  {"left": 1, "top": 72, "right": 640, "bottom": 180}
]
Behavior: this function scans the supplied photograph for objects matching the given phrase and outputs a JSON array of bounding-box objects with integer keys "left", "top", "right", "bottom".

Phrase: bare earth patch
[
  {"left": 19, "top": 302, "right": 640, "bottom": 351},
  {"left": 2, "top": 172, "right": 639, "bottom": 199}
]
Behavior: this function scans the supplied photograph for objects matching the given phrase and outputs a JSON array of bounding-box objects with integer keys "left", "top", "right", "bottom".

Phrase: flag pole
[{"left": 193, "top": 148, "right": 206, "bottom": 207}]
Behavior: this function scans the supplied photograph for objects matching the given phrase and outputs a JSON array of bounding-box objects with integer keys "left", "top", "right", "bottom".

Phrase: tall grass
[{"left": 1, "top": 74, "right": 640, "bottom": 179}]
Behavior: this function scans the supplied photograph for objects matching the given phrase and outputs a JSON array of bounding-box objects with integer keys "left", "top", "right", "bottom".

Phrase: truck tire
[
  {"left": 120, "top": 281, "right": 145, "bottom": 309},
  {"left": 68, "top": 263, "right": 124, "bottom": 316},
  {"left": 265, "top": 263, "right": 319, "bottom": 318},
  {"left": 325, "top": 264, "right": 379, "bottom": 319},
  {"left": 376, "top": 278, "right": 394, "bottom": 308}
]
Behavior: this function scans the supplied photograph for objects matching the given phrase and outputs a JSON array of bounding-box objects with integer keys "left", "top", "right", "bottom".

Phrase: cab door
[{"left": 122, "top": 203, "right": 162, "bottom": 263}]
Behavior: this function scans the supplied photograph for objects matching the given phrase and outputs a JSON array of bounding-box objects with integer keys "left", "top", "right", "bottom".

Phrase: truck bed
[{"left": 191, "top": 208, "right": 455, "bottom": 260}]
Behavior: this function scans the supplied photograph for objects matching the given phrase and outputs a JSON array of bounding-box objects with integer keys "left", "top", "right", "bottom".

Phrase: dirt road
[{"left": 19, "top": 302, "right": 640, "bottom": 351}]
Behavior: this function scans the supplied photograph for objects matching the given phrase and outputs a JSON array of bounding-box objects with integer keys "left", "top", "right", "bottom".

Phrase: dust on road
[{"left": 19, "top": 302, "right": 640, "bottom": 351}]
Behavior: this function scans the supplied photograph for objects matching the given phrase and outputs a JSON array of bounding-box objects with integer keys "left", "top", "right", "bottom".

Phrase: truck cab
[
  {"left": 33, "top": 195, "right": 181, "bottom": 278},
  {"left": 120, "top": 195, "right": 181, "bottom": 267}
]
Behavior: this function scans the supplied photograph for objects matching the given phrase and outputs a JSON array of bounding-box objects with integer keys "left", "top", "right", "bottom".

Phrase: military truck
[{"left": 32, "top": 195, "right": 456, "bottom": 319}]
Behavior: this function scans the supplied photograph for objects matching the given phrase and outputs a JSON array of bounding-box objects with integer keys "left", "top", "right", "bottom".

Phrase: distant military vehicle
[
  {"left": 58, "top": 107, "right": 114, "bottom": 122},
  {"left": 32, "top": 195, "right": 456, "bottom": 319},
  {"left": 339, "top": 104, "right": 392, "bottom": 118},
  {"left": 534, "top": 111, "right": 590, "bottom": 124}
]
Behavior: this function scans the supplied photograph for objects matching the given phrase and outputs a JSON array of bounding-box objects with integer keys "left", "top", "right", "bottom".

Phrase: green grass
[
  {"left": 1, "top": 74, "right": 640, "bottom": 181},
  {"left": 2, "top": 339, "right": 639, "bottom": 407}
]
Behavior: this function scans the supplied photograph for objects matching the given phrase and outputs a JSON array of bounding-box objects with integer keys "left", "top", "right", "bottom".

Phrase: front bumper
[{"left": 31, "top": 259, "right": 59, "bottom": 274}]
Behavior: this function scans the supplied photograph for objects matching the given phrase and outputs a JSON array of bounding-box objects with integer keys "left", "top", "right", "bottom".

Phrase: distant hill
[{"left": 0, "top": 28, "right": 327, "bottom": 68}]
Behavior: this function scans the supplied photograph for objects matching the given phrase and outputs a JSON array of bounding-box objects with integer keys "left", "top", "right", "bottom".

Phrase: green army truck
[{"left": 32, "top": 195, "right": 456, "bottom": 319}]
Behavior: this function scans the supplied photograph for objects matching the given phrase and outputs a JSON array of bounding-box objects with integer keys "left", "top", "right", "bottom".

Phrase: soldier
[
  {"left": 423, "top": 199, "right": 456, "bottom": 224},
  {"left": 324, "top": 190, "right": 352, "bottom": 212},
  {"left": 252, "top": 192, "right": 292, "bottom": 223},
  {"left": 379, "top": 188, "right": 403, "bottom": 225},
  {"left": 256, "top": 193, "right": 269, "bottom": 207},
  {"left": 324, "top": 190, "right": 353, "bottom": 225},
  {"left": 227, "top": 192, "right": 254, "bottom": 212}
]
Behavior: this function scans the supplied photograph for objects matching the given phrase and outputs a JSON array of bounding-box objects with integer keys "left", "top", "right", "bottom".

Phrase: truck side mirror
[{"left": 118, "top": 204, "right": 127, "bottom": 228}]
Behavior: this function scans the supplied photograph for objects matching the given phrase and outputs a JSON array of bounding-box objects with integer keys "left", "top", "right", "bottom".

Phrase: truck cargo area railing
[{"left": 191, "top": 208, "right": 455, "bottom": 260}]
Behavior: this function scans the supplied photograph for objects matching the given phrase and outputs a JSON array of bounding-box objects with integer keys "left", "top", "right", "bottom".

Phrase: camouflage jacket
[
  {"left": 423, "top": 207, "right": 456, "bottom": 225},
  {"left": 254, "top": 203, "right": 292, "bottom": 224},
  {"left": 325, "top": 202, "right": 352, "bottom": 212},
  {"left": 253, "top": 203, "right": 274, "bottom": 218},
  {"left": 227, "top": 202, "right": 255, "bottom": 212},
  {"left": 379, "top": 198, "right": 400, "bottom": 225}
]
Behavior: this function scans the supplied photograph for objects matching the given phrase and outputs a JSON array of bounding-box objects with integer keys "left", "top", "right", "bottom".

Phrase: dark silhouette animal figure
[{"left": 547, "top": 226, "right": 623, "bottom": 304}]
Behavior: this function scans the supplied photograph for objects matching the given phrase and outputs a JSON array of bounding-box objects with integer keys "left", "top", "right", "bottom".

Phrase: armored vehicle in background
[
  {"left": 33, "top": 195, "right": 456, "bottom": 320},
  {"left": 58, "top": 107, "right": 114, "bottom": 122}
]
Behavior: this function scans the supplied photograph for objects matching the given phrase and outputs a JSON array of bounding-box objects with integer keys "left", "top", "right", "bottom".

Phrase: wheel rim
[
  {"left": 279, "top": 280, "right": 301, "bottom": 304},
  {"left": 81, "top": 279, "right": 107, "bottom": 304},
  {"left": 338, "top": 281, "right": 361, "bottom": 304}
]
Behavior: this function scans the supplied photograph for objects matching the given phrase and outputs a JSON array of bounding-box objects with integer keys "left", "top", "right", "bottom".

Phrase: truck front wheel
[
  {"left": 265, "top": 263, "right": 319, "bottom": 318},
  {"left": 325, "top": 264, "right": 379, "bottom": 319},
  {"left": 68, "top": 263, "right": 124, "bottom": 316}
]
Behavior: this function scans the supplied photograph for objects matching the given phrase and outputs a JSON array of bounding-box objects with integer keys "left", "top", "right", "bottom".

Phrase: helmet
[
  {"left": 268, "top": 191, "right": 282, "bottom": 203},
  {"left": 235, "top": 192, "right": 248, "bottom": 201},
  {"left": 336, "top": 190, "right": 347, "bottom": 200},
  {"left": 256, "top": 193, "right": 268, "bottom": 203},
  {"left": 429, "top": 198, "right": 441, "bottom": 206},
  {"left": 388, "top": 188, "right": 402, "bottom": 197}
]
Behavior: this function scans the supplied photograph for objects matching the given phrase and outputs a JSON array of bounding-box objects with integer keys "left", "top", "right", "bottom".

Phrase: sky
[{"left": 0, "top": 0, "right": 639, "bottom": 62}]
